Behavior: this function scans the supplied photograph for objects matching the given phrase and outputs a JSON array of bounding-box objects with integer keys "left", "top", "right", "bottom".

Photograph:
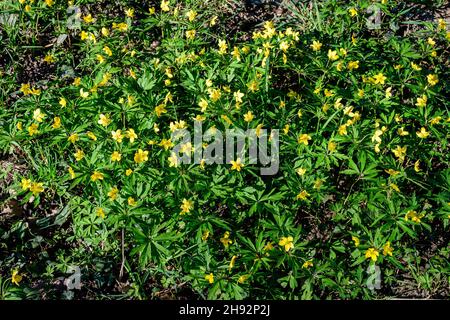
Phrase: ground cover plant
[{"left": 0, "top": 0, "right": 449, "bottom": 300}]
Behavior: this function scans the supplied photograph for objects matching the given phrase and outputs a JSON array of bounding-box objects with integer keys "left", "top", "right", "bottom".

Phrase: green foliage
[{"left": 0, "top": 0, "right": 449, "bottom": 300}]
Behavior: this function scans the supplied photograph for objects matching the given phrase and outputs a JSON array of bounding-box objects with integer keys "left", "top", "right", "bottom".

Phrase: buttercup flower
[
  {"left": 279, "top": 236, "right": 294, "bottom": 252},
  {"left": 365, "top": 248, "right": 379, "bottom": 262},
  {"left": 11, "top": 270, "right": 22, "bottom": 285}
]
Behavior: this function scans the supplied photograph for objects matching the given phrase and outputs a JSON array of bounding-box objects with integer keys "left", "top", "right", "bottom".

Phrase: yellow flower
[
  {"left": 296, "top": 190, "right": 310, "bottom": 201},
  {"left": 261, "top": 242, "right": 273, "bottom": 252},
  {"left": 220, "top": 231, "right": 233, "bottom": 248},
  {"left": 279, "top": 41, "right": 290, "bottom": 52},
  {"left": 111, "top": 151, "right": 122, "bottom": 162},
  {"left": 98, "top": 114, "right": 111, "bottom": 127},
  {"left": 44, "top": 54, "right": 55, "bottom": 63},
  {"left": 210, "top": 16, "right": 218, "bottom": 26},
  {"left": 430, "top": 116, "right": 442, "bottom": 126},
  {"left": 155, "top": 104, "right": 167, "bottom": 117},
  {"left": 186, "top": 10, "right": 197, "bottom": 21},
  {"left": 96, "top": 208, "right": 106, "bottom": 219},
  {"left": 20, "top": 83, "right": 31, "bottom": 95},
  {"left": 161, "top": 0, "right": 170, "bottom": 12},
  {"left": 298, "top": 133, "right": 312, "bottom": 145},
  {"left": 382, "top": 242, "right": 394, "bottom": 256},
  {"left": 233, "top": 90, "right": 244, "bottom": 104},
  {"left": 397, "top": 127, "right": 409, "bottom": 136},
  {"left": 327, "top": 49, "right": 339, "bottom": 61},
  {"left": 208, "top": 88, "right": 222, "bottom": 102},
  {"left": 91, "top": 171, "right": 104, "bottom": 182},
  {"left": 33, "top": 108, "right": 45, "bottom": 122},
  {"left": 11, "top": 270, "right": 22, "bottom": 286},
  {"left": 385, "top": 169, "right": 400, "bottom": 176},
  {"left": 415, "top": 95, "right": 427, "bottom": 107},
  {"left": 68, "top": 167, "right": 76, "bottom": 179},
  {"left": 238, "top": 275, "right": 248, "bottom": 284},
  {"left": 126, "top": 128, "right": 138, "bottom": 143},
  {"left": 59, "top": 97, "right": 67, "bottom": 107},
  {"left": 302, "top": 260, "right": 313, "bottom": 269},
  {"left": 180, "top": 198, "right": 194, "bottom": 215},
  {"left": 348, "top": 60, "right": 359, "bottom": 70},
  {"left": 229, "top": 255, "right": 237, "bottom": 271},
  {"left": 87, "top": 131, "right": 97, "bottom": 141},
  {"left": 405, "top": 210, "right": 424, "bottom": 223},
  {"left": 45, "top": 0, "right": 54, "bottom": 6},
  {"left": 416, "top": 127, "right": 430, "bottom": 139},
  {"left": 168, "top": 152, "right": 179, "bottom": 168},
  {"left": 17, "top": 122, "right": 23, "bottom": 131},
  {"left": 83, "top": 14, "right": 95, "bottom": 24},
  {"left": 68, "top": 133, "right": 79, "bottom": 143},
  {"left": 103, "top": 46, "right": 113, "bottom": 57},
  {"left": 134, "top": 149, "right": 149, "bottom": 163},
  {"left": 279, "top": 236, "right": 294, "bottom": 252},
  {"left": 324, "top": 89, "right": 334, "bottom": 97},
  {"left": 160, "top": 138, "right": 174, "bottom": 150},
  {"left": 338, "top": 124, "right": 347, "bottom": 136},
  {"left": 352, "top": 236, "right": 360, "bottom": 247},
  {"left": 243, "top": 111, "right": 254, "bottom": 122},
  {"left": 385, "top": 87, "right": 393, "bottom": 98},
  {"left": 101, "top": 27, "right": 110, "bottom": 37},
  {"left": 427, "top": 37, "right": 436, "bottom": 46},
  {"left": 74, "top": 149, "right": 85, "bottom": 161},
  {"left": 108, "top": 187, "right": 119, "bottom": 201},
  {"left": 427, "top": 74, "right": 439, "bottom": 86},
  {"left": 186, "top": 29, "right": 196, "bottom": 40},
  {"left": 438, "top": 18, "right": 447, "bottom": 31},
  {"left": 414, "top": 160, "right": 421, "bottom": 172},
  {"left": 96, "top": 54, "right": 105, "bottom": 64},
  {"left": 296, "top": 167, "right": 306, "bottom": 176},
  {"left": 218, "top": 39, "right": 228, "bottom": 55},
  {"left": 310, "top": 40, "right": 322, "bottom": 51},
  {"left": 411, "top": 62, "right": 422, "bottom": 71},
  {"left": 79, "top": 88, "right": 89, "bottom": 98},
  {"left": 313, "top": 179, "right": 323, "bottom": 189},
  {"left": 390, "top": 183, "right": 400, "bottom": 193},
  {"left": 349, "top": 8, "right": 358, "bottom": 17},
  {"left": 247, "top": 80, "right": 259, "bottom": 92},
  {"left": 230, "top": 158, "right": 244, "bottom": 172},
  {"left": 29, "top": 182, "right": 44, "bottom": 196},
  {"left": 125, "top": 169, "right": 133, "bottom": 176},
  {"left": 52, "top": 117, "right": 61, "bottom": 129},
  {"left": 125, "top": 8, "right": 134, "bottom": 18},
  {"left": 199, "top": 159, "right": 206, "bottom": 169},
  {"left": 205, "top": 273, "right": 214, "bottom": 284},
  {"left": 365, "top": 248, "right": 379, "bottom": 262},
  {"left": 128, "top": 197, "right": 137, "bottom": 206},
  {"left": 111, "top": 130, "right": 124, "bottom": 143},
  {"left": 392, "top": 145, "right": 407, "bottom": 162},
  {"left": 21, "top": 178, "right": 32, "bottom": 190},
  {"left": 198, "top": 98, "right": 208, "bottom": 112},
  {"left": 328, "top": 140, "right": 337, "bottom": 152},
  {"left": 112, "top": 22, "right": 128, "bottom": 32},
  {"left": 232, "top": 46, "right": 241, "bottom": 61},
  {"left": 73, "top": 78, "right": 81, "bottom": 86},
  {"left": 372, "top": 72, "right": 387, "bottom": 85},
  {"left": 199, "top": 230, "right": 209, "bottom": 242}
]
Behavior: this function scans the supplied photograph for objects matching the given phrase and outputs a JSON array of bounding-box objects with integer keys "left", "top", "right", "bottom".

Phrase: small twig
[{"left": 119, "top": 228, "right": 125, "bottom": 279}]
